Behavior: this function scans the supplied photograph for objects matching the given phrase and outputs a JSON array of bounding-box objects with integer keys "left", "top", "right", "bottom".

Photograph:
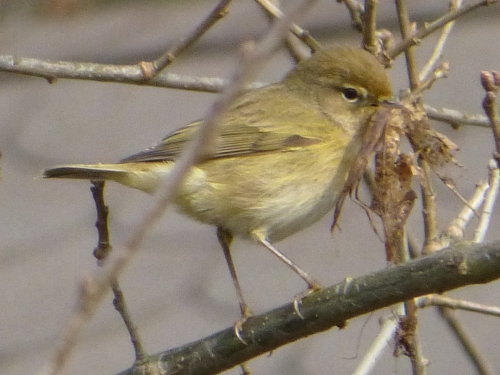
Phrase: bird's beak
[{"left": 379, "top": 99, "right": 404, "bottom": 109}]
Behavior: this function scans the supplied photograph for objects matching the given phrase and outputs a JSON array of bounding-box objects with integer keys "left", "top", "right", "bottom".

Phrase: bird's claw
[
  {"left": 234, "top": 305, "right": 253, "bottom": 345},
  {"left": 293, "top": 282, "right": 323, "bottom": 319}
]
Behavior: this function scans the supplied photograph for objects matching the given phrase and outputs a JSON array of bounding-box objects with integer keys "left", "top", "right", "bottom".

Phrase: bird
[{"left": 43, "top": 46, "right": 393, "bottom": 328}]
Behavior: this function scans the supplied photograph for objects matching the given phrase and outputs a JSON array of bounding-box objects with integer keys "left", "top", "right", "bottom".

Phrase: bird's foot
[
  {"left": 293, "top": 281, "right": 323, "bottom": 319},
  {"left": 234, "top": 303, "right": 253, "bottom": 345}
]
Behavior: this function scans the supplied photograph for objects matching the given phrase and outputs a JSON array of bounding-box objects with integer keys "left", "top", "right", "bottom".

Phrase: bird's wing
[{"left": 120, "top": 86, "right": 325, "bottom": 163}]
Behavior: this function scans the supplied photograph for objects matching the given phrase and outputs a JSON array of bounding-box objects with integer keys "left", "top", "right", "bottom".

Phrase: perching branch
[{"left": 113, "top": 240, "right": 500, "bottom": 375}]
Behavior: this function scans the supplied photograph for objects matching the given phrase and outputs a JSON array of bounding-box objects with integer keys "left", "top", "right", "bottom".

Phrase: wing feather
[{"left": 120, "top": 85, "right": 327, "bottom": 164}]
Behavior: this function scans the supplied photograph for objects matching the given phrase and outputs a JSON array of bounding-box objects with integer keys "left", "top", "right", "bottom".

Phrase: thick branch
[{"left": 115, "top": 240, "right": 500, "bottom": 375}]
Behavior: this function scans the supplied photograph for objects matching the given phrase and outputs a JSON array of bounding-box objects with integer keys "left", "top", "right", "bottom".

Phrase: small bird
[{"left": 43, "top": 46, "right": 393, "bottom": 325}]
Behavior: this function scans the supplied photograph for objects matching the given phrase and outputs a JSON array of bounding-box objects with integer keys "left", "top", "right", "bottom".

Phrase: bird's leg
[
  {"left": 253, "top": 232, "right": 323, "bottom": 319},
  {"left": 217, "top": 227, "right": 253, "bottom": 343}
]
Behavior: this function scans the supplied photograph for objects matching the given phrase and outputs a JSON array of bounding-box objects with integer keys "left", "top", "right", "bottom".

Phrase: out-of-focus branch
[
  {"left": 254, "top": 0, "right": 321, "bottom": 53},
  {"left": 437, "top": 307, "right": 496, "bottom": 375},
  {"left": 386, "top": 0, "right": 498, "bottom": 62},
  {"left": 337, "top": 0, "right": 363, "bottom": 31}
]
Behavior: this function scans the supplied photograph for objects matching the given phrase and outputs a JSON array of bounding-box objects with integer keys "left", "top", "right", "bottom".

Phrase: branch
[
  {"left": 143, "top": 0, "right": 232, "bottom": 78},
  {"left": 386, "top": 0, "right": 498, "bottom": 61},
  {"left": 114, "top": 240, "right": 500, "bottom": 375},
  {"left": 424, "top": 104, "right": 491, "bottom": 128}
]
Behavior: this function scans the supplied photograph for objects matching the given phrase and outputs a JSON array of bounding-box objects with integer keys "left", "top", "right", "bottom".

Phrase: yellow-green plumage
[{"left": 43, "top": 46, "right": 393, "bottom": 303}]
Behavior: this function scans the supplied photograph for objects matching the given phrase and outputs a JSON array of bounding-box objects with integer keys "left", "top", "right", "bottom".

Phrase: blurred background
[{"left": 1, "top": 1, "right": 500, "bottom": 374}]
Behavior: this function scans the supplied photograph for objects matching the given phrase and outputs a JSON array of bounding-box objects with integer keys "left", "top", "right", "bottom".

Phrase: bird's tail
[{"left": 42, "top": 162, "right": 172, "bottom": 194}]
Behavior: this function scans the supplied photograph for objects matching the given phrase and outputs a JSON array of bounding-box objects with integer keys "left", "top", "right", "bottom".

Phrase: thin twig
[
  {"left": 417, "top": 295, "right": 500, "bottom": 317},
  {"left": 362, "top": 0, "right": 378, "bottom": 54},
  {"left": 446, "top": 181, "right": 489, "bottom": 241},
  {"left": 395, "top": 0, "right": 419, "bottom": 90},
  {"left": 437, "top": 307, "right": 496, "bottom": 375},
  {"left": 474, "top": 160, "right": 500, "bottom": 242},
  {"left": 386, "top": 0, "right": 499, "bottom": 62},
  {"left": 419, "top": 0, "right": 462, "bottom": 82},
  {"left": 352, "top": 304, "right": 405, "bottom": 375},
  {"left": 256, "top": 0, "right": 306, "bottom": 63},
  {"left": 90, "top": 181, "right": 146, "bottom": 362},
  {"left": 253, "top": 0, "right": 321, "bottom": 53},
  {"left": 39, "top": 2, "right": 319, "bottom": 374},
  {"left": 481, "top": 70, "right": 500, "bottom": 161},
  {"left": 142, "top": 0, "right": 232, "bottom": 78},
  {"left": 337, "top": 0, "right": 364, "bottom": 31},
  {"left": 424, "top": 104, "right": 491, "bottom": 128},
  {"left": 410, "top": 62, "right": 449, "bottom": 98}
]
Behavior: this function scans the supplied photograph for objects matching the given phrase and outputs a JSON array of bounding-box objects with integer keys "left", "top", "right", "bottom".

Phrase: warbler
[{"left": 43, "top": 46, "right": 393, "bottom": 321}]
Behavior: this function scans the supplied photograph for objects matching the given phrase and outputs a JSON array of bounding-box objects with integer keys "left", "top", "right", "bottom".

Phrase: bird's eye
[{"left": 342, "top": 87, "right": 361, "bottom": 102}]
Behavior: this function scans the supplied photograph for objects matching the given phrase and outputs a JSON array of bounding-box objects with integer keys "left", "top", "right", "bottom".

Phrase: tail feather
[
  {"left": 42, "top": 163, "right": 172, "bottom": 194},
  {"left": 43, "top": 164, "right": 127, "bottom": 180}
]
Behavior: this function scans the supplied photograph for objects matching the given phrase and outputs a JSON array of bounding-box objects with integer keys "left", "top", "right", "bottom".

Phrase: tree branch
[
  {"left": 114, "top": 240, "right": 500, "bottom": 375},
  {"left": 386, "top": 0, "right": 498, "bottom": 61}
]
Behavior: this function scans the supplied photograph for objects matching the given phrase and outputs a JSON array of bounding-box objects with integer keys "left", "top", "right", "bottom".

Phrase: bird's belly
[{"left": 175, "top": 151, "right": 344, "bottom": 242}]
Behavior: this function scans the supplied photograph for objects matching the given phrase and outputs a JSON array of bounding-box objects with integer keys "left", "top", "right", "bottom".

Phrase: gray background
[{"left": 1, "top": 1, "right": 500, "bottom": 374}]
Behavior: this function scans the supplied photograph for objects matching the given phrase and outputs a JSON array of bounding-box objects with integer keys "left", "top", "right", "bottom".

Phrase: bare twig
[
  {"left": 481, "top": 70, "right": 500, "bottom": 161},
  {"left": 424, "top": 104, "right": 491, "bottom": 128},
  {"left": 254, "top": 0, "right": 321, "bottom": 53},
  {"left": 256, "top": 0, "right": 307, "bottom": 63},
  {"left": 474, "top": 160, "right": 500, "bottom": 242},
  {"left": 142, "top": 0, "right": 232, "bottom": 78},
  {"left": 419, "top": 0, "right": 462, "bottom": 82},
  {"left": 90, "top": 181, "right": 147, "bottom": 362},
  {"left": 395, "top": 0, "right": 419, "bottom": 90},
  {"left": 352, "top": 304, "right": 405, "bottom": 375},
  {"left": 337, "top": 0, "right": 364, "bottom": 31},
  {"left": 446, "top": 181, "right": 489, "bottom": 241},
  {"left": 437, "top": 307, "right": 496, "bottom": 375},
  {"left": 410, "top": 62, "right": 449, "bottom": 98},
  {"left": 386, "top": 0, "right": 499, "bottom": 62},
  {"left": 40, "top": 2, "right": 319, "bottom": 374},
  {"left": 361, "top": 0, "right": 378, "bottom": 54},
  {"left": 417, "top": 295, "right": 500, "bottom": 317}
]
